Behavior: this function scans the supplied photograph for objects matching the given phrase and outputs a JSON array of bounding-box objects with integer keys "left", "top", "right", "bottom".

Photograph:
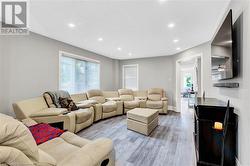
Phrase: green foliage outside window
[{"left": 185, "top": 75, "right": 192, "bottom": 88}]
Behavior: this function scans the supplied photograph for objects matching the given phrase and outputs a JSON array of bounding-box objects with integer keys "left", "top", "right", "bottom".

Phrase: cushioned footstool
[{"left": 127, "top": 108, "right": 159, "bottom": 136}]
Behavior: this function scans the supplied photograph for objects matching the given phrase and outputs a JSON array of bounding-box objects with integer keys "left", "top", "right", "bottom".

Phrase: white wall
[
  {"left": 0, "top": 32, "right": 119, "bottom": 116},
  {"left": 0, "top": 38, "right": 3, "bottom": 114}
]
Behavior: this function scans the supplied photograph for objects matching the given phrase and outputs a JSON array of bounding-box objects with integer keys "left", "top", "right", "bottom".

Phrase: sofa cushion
[
  {"left": 133, "top": 90, "right": 148, "bottom": 98},
  {"left": 87, "top": 89, "right": 103, "bottom": 98},
  {"left": 29, "top": 108, "right": 68, "bottom": 118},
  {"left": 102, "top": 101, "right": 117, "bottom": 113},
  {"left": 70, "top": 93, "right": 88, "bottom": 103},
  {"left": 74, "top": 109, "right": 92, "bottom": 124},
  {"left": 148, "top": 94, "right": 162, "bottom": 101},
  {"left": 146, "top": 101, "right": 163, "bottom": 109},
  {"left": 147, "top": 88, "right": 163, "bottom": 101},
  {"left": 124, "top": 100, "right": 140, "bottom": 109},
  {"left": 57, "top": 138, "right": 113, "bottom": 166},
  {"left": 103, "top": 91, "right": 119, "bottom": 98},
  {"left": 38, "top": 137, "right": 80, "bottom": 162},
  {"left": 118, "top": 89, "right": 134, "bottom": 101},
  {"left": 28, "top": 123, "right": 65, "bottom": 145},
  {"left": 0, "top": 113, "right": 39, "bottom": 162}
]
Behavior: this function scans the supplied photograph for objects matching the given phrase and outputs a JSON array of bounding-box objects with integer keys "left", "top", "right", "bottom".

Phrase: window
[
  {"left": 123, "top": 64, "right": 138, "bottom": 90},
  {"left": 59, "top": 51, "right": 100, "bottom": 94},
  {"left": 184, "top": 73, "right": 193, "bottom": 90}
]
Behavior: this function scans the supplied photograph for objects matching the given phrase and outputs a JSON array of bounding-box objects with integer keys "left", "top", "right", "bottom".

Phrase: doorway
[{"left": 176, "top": 54, "right": 203, "bottom": 113}]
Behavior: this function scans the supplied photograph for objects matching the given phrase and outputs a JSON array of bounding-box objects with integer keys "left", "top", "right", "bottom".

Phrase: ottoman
[{"left": 127, "top": 108, "right": 159, "bottom": 136}]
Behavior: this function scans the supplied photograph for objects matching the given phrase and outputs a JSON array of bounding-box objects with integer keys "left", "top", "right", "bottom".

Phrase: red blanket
[{"left": 29, "top": 123, "right": 65, "bottom": 145}]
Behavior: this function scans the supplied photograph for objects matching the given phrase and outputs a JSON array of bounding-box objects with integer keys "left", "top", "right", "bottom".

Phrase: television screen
[{"left": 211, "top": 10, "right": 233, "bottom": 80}]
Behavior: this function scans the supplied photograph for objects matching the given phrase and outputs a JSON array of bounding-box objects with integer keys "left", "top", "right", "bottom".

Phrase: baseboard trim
[
  {"left": 168, "top": 106, "right": 177, "bottom": 112},
  {"left": 236, "top": 157, "right": 241, "bottom": 166}
]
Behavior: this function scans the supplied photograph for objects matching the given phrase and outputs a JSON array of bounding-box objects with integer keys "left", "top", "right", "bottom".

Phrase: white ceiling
[{"left": 29, "top": 0, "right": 231, "bottom": 60}]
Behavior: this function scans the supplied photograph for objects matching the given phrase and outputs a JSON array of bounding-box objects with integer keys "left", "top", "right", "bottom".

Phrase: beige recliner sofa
[
  {"left": 118, "top": 89, "right": 140, "bottom": 113},
  {"left": 0, "top": 113, "right": 115, "bottom": 166},
  {"left": 145, "top": 88, "right": 168, "bottom": 114},
  {"left": 87, "top": 90, "right": 123, "bottom": 121},
  {"left": 13, "top": 96, "right": 94, "bottom": 133}
]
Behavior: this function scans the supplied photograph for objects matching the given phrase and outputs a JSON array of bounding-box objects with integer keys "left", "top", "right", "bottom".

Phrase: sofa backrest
[
  {"left": 70, "top": 93, "right": 88, "bottom": 103},
  {"left": 43, "top": 93, "right": 57, "bottom": 108},
  {"left": 43, "top": 91, "right": 71, "bottom": 108},
  {"left": 133, "top": 90, "right": 148, "bottom": 98},
  {"left": 87, "top": 89, "right": 105, "bottom": 104},
  {"left": 103, "top": 91, "right": 119, "bottom": 98},
  {"left": 147, "top": 88, "right": 164, "bottom": 101},
  {"left": 0, "top": 113, "right": 39, "bottom": 163},
  {"left": 13, "top": 97, "right": 48, "bottom": 120},
  {"left": 118, "top": 89, "right": 134, "bottom": 101}
]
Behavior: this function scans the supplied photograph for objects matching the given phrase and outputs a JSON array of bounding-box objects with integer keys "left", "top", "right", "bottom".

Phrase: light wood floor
[{"left": 78, "top": 100, "right": 195, "bottom": 166}]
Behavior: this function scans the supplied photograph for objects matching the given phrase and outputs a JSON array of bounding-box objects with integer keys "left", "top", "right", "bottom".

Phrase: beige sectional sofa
[
  {"left": 87, "top": 90, "right": 123, "bottom": 121},
  {"left": 13, "top": 96, "right": 94, "bottom": 133},
  {"left": 0, "top": 113, "right": 115, "bottom": 166},
  {"left": 12, "top": 88, "right": 168, "bottom": 134},
  {"left": 146, "top": 88, "right": 168, "bottom": 114},
  {"left": 118, "top": 89, "right": 140, "bottom": 113}
]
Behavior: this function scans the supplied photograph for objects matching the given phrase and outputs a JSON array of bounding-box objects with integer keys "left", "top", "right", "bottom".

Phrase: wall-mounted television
[{"left": 211, "top": 10, "right": 234, "bottom": 81}]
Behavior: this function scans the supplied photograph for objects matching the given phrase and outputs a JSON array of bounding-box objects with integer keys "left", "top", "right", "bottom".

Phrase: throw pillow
[{"left": 59, "top": 97, "right": 79, "bottom": 111}]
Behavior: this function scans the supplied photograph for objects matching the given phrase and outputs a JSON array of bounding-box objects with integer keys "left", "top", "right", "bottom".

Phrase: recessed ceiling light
[
  {"left": 176, "top": 47, "right": 181, "bottom": 50},
  {"left": 117, "top": 47, "right": 122, "bottom": 51},
  {"left": 128, "top": 53, "right": 132, "bottom": 56},
  {"left": 98, "top": 38, "right": 103, "bottom": 42},
  {"left": 173, "top": 39, "right": 179, "bottom": 43},
  {"left": 168, "top": 23, "right": 175, "bottom": 28},
  {"left": 68, "top": 23, "right": 75, "bottom": 28}
]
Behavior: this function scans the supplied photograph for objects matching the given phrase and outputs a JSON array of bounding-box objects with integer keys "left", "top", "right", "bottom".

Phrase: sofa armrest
[
  {"left": 58, "top": 138, "right": 114, "bottom": 166},
  {"left": 0, "top": 146, "right": 34, "bottom": 166},
  {"left": 21, "top": 118, "right": 38, "bottom": 126},
  {"left": 29, "top": 108, "right": 68, "bottom": 118},
  {"left": 31, "top": 113, "right": 76, "bottom": 133},
  {"left": 161, "top": 97, "right": 168, "bottom": 101},
  {"left": 135, "top": 97, "right": 147, "bottom": 101},
  {"left": 37, "top": 149, "right": 57, "bottom": 166},
  {"left": 76, "top": 100, "right": 98, "bottom": 109},
  {"left": 105, "top": 97, "right": 121, "bottom": 102}
]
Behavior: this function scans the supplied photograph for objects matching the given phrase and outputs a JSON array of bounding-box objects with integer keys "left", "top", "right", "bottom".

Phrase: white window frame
[
  {"left": 58, "top": 51, "right": 101, "bottom": 93},
  {"left": 122, "top": 64, "right": 139, "bottom": 90}
]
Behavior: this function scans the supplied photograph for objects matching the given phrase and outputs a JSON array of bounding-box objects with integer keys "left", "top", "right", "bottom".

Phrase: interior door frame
[{"left": 176, "top": 53, "right": 204, "bottom": 113}]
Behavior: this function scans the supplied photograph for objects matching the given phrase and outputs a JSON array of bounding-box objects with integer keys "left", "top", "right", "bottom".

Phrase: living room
[{"left": 0, "top": 0, "right": 250, "bottom": 166}]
